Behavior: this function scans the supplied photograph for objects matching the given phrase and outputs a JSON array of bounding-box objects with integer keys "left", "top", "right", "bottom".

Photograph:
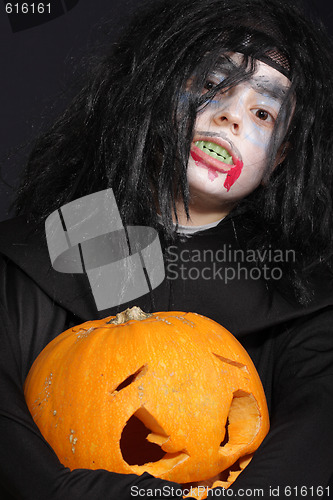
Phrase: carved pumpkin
[{"left": 24, "top": 307, "right": 269, "bottom": 492}]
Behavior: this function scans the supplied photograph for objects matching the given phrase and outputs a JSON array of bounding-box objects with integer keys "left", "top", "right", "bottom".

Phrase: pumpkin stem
[{"left": 107, "top": 306, "right": 153, "bottom": 325}]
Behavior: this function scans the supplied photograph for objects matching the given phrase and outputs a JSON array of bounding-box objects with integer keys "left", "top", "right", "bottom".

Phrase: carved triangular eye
[
  {"left": 110, "top": 365, "right": 148, "bottom": 395},
  {"left": 212, "top": 353, "right": 249, "bottom": 373}
]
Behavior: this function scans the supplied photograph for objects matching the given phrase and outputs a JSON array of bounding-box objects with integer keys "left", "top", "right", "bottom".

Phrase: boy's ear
[
  {"left": 261, "top": 142, "right": 290, "bottom": 186},
  {"left": 274, "top": 141, "right": 290, "bottom": 168}
]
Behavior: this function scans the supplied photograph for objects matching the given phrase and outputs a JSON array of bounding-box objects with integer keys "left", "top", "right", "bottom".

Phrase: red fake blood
[
  {"left": 190, "top": 150, "right": 243, "bottom": 192},
  {"left": 223, "top": 158, "right": 243, "bottom": 191},
  {"left": 207, "top": 169, "right": 219, "bottom": 181}
]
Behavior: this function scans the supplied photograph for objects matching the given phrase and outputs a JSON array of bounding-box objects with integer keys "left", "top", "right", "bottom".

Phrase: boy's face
[{"left": 187, "top": 54, "right": 291, "bottom": 214}]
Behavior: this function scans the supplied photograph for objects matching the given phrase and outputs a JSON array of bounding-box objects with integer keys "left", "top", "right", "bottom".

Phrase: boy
[{"left": 1, "top": 0, "right": 333, "bottom": 497}]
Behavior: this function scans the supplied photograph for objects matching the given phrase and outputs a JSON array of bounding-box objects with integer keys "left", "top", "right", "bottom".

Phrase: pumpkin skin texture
[{"left": 24, "top": 307, "right": 269, "bottom": 489}]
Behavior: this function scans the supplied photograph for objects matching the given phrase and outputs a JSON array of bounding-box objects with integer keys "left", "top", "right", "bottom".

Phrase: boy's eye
[
  {"left": 202, "top": 71, "right": 227, "bottom": 94},
  {"left": 252, "top": 109, "right": 273, "bottom": 122},
  {"left": 203, "top": 81, "right": 217, "bottom": 91}
]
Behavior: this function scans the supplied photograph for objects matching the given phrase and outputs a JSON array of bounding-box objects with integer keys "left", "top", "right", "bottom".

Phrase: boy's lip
[{"left": 190, "top": 135, "right": 242, "bottom": 173}]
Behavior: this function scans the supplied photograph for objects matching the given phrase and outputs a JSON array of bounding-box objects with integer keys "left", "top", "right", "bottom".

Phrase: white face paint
[{"left": 186, "top": 53, "right": 291, "bottom": 218}]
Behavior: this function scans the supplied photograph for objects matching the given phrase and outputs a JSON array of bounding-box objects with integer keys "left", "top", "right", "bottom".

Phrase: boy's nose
[{"left": 211, "top": 99, "right": 243, "bottom": 135}]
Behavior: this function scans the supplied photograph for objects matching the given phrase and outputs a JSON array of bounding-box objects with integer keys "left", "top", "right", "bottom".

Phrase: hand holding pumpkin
[{"left": 24, "top": 307, "right": 269, "bottom": 499}]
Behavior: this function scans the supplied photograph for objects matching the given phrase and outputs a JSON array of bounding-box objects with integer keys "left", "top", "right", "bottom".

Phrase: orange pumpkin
[{"left": 24, "top": 307, "right": 269, "bottom": 493}]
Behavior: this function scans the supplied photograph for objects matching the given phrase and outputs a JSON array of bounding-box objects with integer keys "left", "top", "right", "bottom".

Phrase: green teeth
[{"left": 195, "top": 140, "right": 233, "bottom": 165}]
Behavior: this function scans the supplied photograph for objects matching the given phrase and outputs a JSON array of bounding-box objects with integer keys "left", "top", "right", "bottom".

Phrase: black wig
[{"left": 14, "top": 0, "right": 333, "bottom": 302}]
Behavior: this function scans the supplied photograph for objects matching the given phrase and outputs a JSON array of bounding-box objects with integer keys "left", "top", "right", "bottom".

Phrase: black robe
[{"left": 0, "top": 214, "right": 333, "bottom": 499}]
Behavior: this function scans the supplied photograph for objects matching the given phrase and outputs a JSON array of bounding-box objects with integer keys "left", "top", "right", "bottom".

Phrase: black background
[{"left": 1, "top": 0, "right": 333, "bottom": 221}]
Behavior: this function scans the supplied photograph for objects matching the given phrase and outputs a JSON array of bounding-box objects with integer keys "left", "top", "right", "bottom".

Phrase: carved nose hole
[{"left": 120, "top": 413, "right": 166, "bottom": 465}]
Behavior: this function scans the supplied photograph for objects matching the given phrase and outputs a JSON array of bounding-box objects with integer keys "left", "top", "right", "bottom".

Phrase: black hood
[{"left": 0, "top": 215, "right": 332, "bottom": 337}]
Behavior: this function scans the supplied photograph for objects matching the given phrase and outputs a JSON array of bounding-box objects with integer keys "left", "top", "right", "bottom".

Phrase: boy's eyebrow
[
  {"left": 210, "top": 60, "right": 289, "bottom": 101},
  {"left": 212, "top": 56, "right": 239, "bottom": 74},
  {"left": 250, "top": 77, "right": 289, "bottom": 102}
]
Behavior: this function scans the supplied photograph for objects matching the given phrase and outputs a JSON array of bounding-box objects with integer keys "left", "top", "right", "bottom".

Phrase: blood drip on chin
[{"left": 223, "top": 158, "right": 243, "bottom": 191}]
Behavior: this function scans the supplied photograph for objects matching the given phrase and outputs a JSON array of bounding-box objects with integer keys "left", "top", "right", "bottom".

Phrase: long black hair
[{"left": 14, "top": 0, "right": 333, "bottom": 302}]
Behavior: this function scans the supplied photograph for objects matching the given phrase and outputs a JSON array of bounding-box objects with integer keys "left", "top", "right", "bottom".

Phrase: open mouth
[
  {"left": 194, "top": 141, "right": 234, "bottom": 165},
  {"left": 190, "top": 138, "right": 243, "bottom": 191}
]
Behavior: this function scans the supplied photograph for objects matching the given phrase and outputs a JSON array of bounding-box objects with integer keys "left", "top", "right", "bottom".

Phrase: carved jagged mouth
[
  {"left": 195, "top": 141, "right": 234, "bottom": 165},
  {"left": 112, "top": 366, "right": 189, "bottom": 475},
  {"left": 120, "top": 407, "right": 189, "bottom": 476}
]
